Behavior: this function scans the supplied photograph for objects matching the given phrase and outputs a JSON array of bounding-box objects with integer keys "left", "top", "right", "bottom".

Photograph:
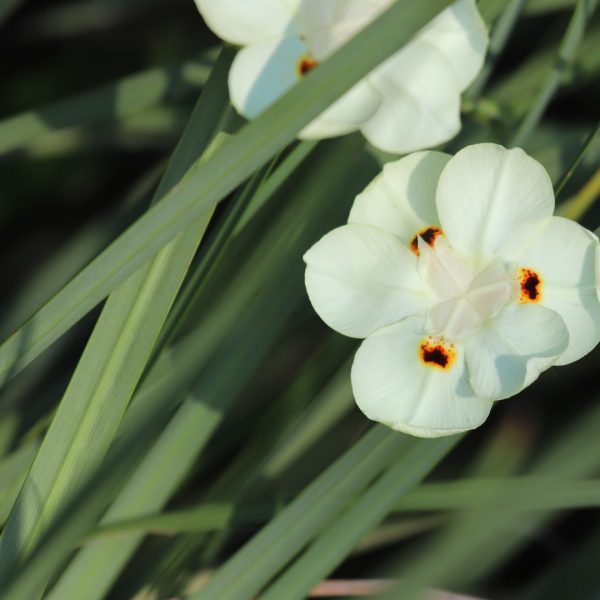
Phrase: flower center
[
  {"left": 296, "top": 55, "right": 319, "bottom": 78},
  {"left": 518, "top": 267, "right": 543, "bottom": 303},
  {"left": 418, "top": 337, "right": 456, "bottom": 371},
  {"left": 418, "top": 237, "right": 512, "bottom": 340},
  {"left": 410, "top": 226, "right": 442, "bottom": 256}
]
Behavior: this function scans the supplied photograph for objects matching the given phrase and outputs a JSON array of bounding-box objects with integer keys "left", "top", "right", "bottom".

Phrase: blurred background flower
[{"left": 195, "top": 0, "right": 489, "bottom": 152}]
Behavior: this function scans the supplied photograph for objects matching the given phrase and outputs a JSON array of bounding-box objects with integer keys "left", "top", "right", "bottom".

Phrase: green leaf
[
  {"left": 466, "top": 0, "right": 526, "bottom": 98},
  {"left": 0, "top": 48, "right": 235, "bottom": 588},
  {"left": 479, "top": 0, "right": 518, "bottom": 23},
  {"left": 80, "top": 476, "right": 600, "bottom": 540},
  {"left": 46, "top": 134, "right": 377, "bottom": 600},
  {"left": 510, "top": 0, "right": 598, "bottom": 146},
  {"left": 190, "top": 426, "right": 407, "bottom": 600},
  {"left": 383, "top": 402, "right": 600, "bottom": 597},
  {"left": 259, "top": 436, "right": 462, "bottom": 600},
  {"left": 0, "top": 442, "right": 39, "bottom": 527},
  {"left": 395, "top": 477, "right": 600, "bottom": 511}
]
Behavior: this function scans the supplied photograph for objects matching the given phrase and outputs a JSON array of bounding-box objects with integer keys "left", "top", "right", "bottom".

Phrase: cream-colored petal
[
  {"left": 349, "top": 151, "right": 451, "bottom": 245},
  {"left": 351, "top": 316, "right": 492, "bottom": 437},
  {"left": 228, "top": 35, "right": 309, "bottom": 119},
  {"left": 194, "top": 0, "right": 300, "bottom": 45},
  {"left": 299, "top": 79, "right": 381, "bottom": 139},
  {"left": 417, "top": 0, "right": 488, "bottom": 90},
  {"left": 465, "top": 304, "right": 568, "bottom": 400},
  {"left": 436, "top": 144, "right": 555, "bottom": 266},
  {"left": 516, "top": 216, "right": 600, "bottom": 364},
  {"left": 361, "top": 40, "right": 462, "bottom": 153},
  {"left": 304, "top": 224, "right": 427, "bottom": 338}
]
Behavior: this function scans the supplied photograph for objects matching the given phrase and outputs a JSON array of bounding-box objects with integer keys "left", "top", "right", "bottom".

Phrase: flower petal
[
  {"left": 516, "top": 216, "right": 600, "bottom": 364},
  {"left": 417, "top": 0, "right": 488, "bottom": 90},
  {"left": 361, "top": 40, "right": 462, "bottom": 154},
  {"left": 303, "top": 224, "right": 427, "bottom": 338},
  {"left": 228, "top": 35, "right": 309, "bottom": 119},
  {"left": 348, "top": 151, "right": 451, "bottom": 244},
  {"left": 351, "top": 316, "right": 492, "bottom": 437},
  {"left": 299, "top": 79, "right": 381, "bottom": 139},
  {"left": 436, "top": 144, "right": 555, "bottom": 265},
  {"left": 194, "top": 0, "right": 300, "bottom": 45},
  {"left": 465, "top": 304, "right": 568, "bottom": 401}
]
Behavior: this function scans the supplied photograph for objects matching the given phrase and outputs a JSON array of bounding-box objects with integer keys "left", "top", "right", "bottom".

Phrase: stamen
[
  {"left": 418, "top": 336, "right": 456, "bottom": 371},
  {"left": 297, "top": 55, "right": 319, "bottom": 78},
  {"left": 518, "top": 268, "right": 542, "bottom": 303},
  {"left": 410, "top": 226, "right": 442, "bottom": 256}
]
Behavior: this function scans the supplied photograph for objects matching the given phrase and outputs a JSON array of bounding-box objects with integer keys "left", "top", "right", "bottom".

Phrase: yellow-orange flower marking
[
  {"left": 418, "top": 337, "right": 456, "bottom": 371},
  {"left": 518, "top": 267, "right": 543, "bottom": 303},
  {"left": 410, "top": 226, "right": 443, "bottom": 256},
  {"left": 297, "top": 55, "right": 319, "bottom": 77}
]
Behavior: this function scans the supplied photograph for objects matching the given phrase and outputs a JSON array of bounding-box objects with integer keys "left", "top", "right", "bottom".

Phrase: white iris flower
[
  {"left": 304, "top": 144, "right": 600, "bottom": 437},
  {"left": 194, "top": 0, "right": 489, "bottom": 153}
]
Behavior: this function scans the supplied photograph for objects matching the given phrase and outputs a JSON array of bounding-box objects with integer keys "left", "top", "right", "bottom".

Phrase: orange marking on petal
[
  {"left": 518, "top": 267, "right": 543, "bottom": 303},
  {"left": 410, "top": 226, "right": 443, "bottom": 256},
  {"left": 297, "top": 55, "right": 319, "bottom": 78},
  {"left": 418, "top": 337, "right": 456, "bottom": 371}
]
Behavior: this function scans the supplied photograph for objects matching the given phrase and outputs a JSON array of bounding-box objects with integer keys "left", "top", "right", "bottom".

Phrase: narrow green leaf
[
  {"left": 466, "top": 0, "right": 526, "bottom": 98},
  {"left": 173, "top": 345, "right": 356, "bottom": 579},
  {"left": 525, "top": 0, "right": 577, "bottom": 14},
  {"left": 0, "top": 48, "right": 235, "bottom": 587},
  {"left": 555, "top": 120, "right": 600, "bottom": 217},
  {"left": 555, "top": 120, "right": 600, "bottom": 196},
  {"left": 89, "top": 502, "right": 275, "bottom": 538},
  {"left": 191, "top": 426, "right": 406, "bottom": 600},
  {"left": 0, "top": 442, "right": 39, "bottom": 527},
  {"left": 47, "top": 134, "right": 377, "bottom": 600},
  {"left": 510, "top": 0, "right": 598, "bottom": 146},
  {"left": 395, "top": 477, "right": 600, "bottom": 511},
  {"left": 479, "top": 0, "right": 518, "bottom": 23},
  {"left": 490, "top": 24, "right": 600, "bottom": 118},
  {"left": 384, "top": 402, "right": 600, "bottom": 597},
  {"left": 81, "top": 476, "right": 600, "bottom": 540},
  {"left": 259, "top": 359, "right": 355, "bottom": 482},
  {"left": 260, "top": 436, "right": 461, "bottom": 600}
]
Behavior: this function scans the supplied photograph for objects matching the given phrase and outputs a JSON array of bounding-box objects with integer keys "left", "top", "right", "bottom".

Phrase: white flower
[
  {"left": 194, "top": 0, "right": 488, "bottom": 153},
  {"left": 304, "top": 144, "right": 600, "bottom": 437}
]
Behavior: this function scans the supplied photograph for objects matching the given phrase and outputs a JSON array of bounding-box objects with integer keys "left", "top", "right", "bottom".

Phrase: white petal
[
  {"left": 466, "top": 262, "right": 513, "bottom": 320},
  {"left": 516, "top": 216, "right": 600, "bottom": 364},
  {"left": 228, "top": 35, "right": 309, "bottom": 119},
  {"left": 436, "top": 144, "right": 555, "bottom": 265},
  {"left": 361, "top": 40, "right": 462, "bottom": 154},
  {"left": 417, "top": 0, "right": 488, "bottom": 90},
  {"left": 418, "top": 236, "right": 472, "bottom": 299},
  {"left": 465, "top": 304, "right": 568, "bottom": 401},
  {"left": 298, "top": 0, "right": 392, "bottom": 59},
  {"left": 349, "top": 151, "right": 451, "bottom": 244},
  {"left": 304, "top": 224, "right": 427, "bottom": 338},
  {"left": 299, "top": 79, "right": 381, "bottom": 139},
  {"left": 351, "top": 316, "right": 492, "bottom": 437},
  {"left": 194, "top": 0, "right": 300, "bottom": 45}
]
